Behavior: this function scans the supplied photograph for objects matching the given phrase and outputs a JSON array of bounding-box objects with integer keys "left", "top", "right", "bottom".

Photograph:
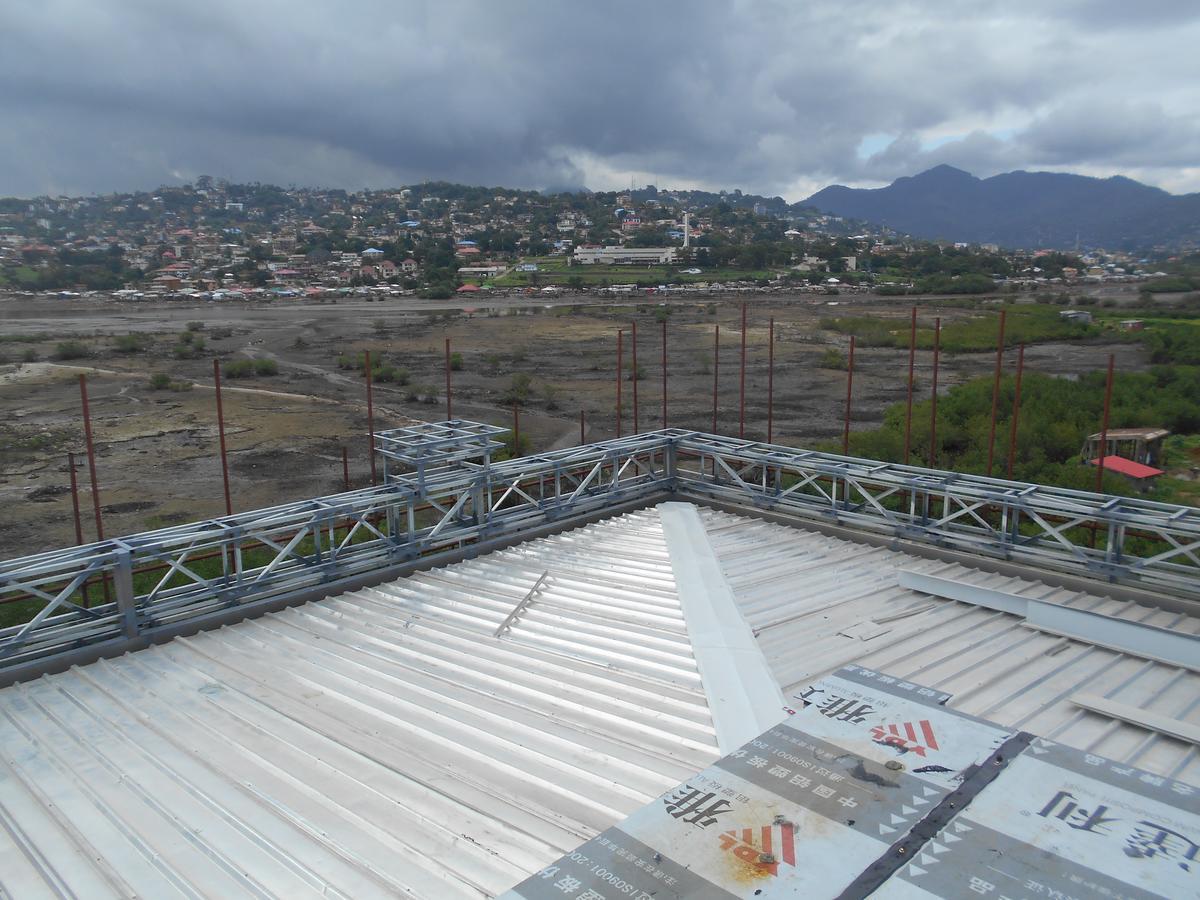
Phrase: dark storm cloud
[{"left": 1, "top": 0, "right": 1197, "bottom": 198}]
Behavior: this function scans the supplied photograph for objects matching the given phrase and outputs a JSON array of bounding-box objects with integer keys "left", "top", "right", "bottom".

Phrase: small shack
[
  {"left": 1082, "top": 427, "right": 1169, "bottom": 468},
  {"left": 1060, "top": 309, "right": 1093, "bottom": 325}
]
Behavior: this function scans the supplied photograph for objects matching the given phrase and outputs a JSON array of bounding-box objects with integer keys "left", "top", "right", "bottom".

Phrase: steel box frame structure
[{"left": 3, "top": 424, "right": 1198, "bottom": 677}]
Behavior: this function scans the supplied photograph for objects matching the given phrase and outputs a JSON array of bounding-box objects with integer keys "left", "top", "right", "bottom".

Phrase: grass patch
[{"left": 821, "top": 306, "right": 1115, "bottom": 352}]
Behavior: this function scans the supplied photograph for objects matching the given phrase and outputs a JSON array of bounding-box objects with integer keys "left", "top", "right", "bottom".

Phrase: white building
[{"left": 574, "top": 246, "right": 677, "bottom": 265}]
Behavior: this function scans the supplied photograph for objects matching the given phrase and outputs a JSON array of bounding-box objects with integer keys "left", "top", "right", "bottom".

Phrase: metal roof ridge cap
[
  {"left": 898, "top": 569, "right": 1200, "bottom": 671},
  {"left": 657, "top": 501, "right": 786, "bottom": 754}
]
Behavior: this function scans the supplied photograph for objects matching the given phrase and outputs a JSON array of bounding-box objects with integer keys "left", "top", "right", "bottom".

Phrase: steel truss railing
[
  {"left": 0, "top": 431, "right": 672, "bottom": 669},
  {"left": 671, "top": 432, "right": 1200, "bottom": 598},
  {"left": 2, "top": 426, "right": 1198, "bottom": 671}
]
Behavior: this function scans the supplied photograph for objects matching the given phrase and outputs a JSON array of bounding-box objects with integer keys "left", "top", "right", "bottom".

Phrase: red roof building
[{"left": 1088, "top": 455, "right": 1164, "bottom": 480}]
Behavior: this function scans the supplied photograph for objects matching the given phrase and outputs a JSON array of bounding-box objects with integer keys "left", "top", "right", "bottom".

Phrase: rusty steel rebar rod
[
  {"left": 985, "top": 309, "right": 1008, "bottom": 476},
  {"left": 739, "top": 302, "right": 747, "bottom": 438},
  {"left": 929, "top": 318, "right": 941, "bottom": 468},
  {"left": 1095, "top": 353, "right": 1116, "bottom": 493},
  {"left": 213, "top": 359, "right": 233, "bottom": 516},
  {"left": 579, "top": 410, "right": 585, "bottom": 446},
  {"left": 78, "top": 374, "right": 110, "bottom": 604},
  {"left": 444, "top": 337, "right": 452, "bottom": 421},
  {"left": 903, "top": 306, "right": 917, "bottom": 463},
  {"left": 1006, "top": 343, "right": 1025, "bottom": 480},
  {"left": 631, "top": 319, "right": 639, "bottom": 434},
  {"left": 616, "top": 329, "right": 623, "bottom": 439},
  {"left": 342, "top": 446, "right": 350, "bottom": 492},
  {"left": 78, "top": 375, "right": 105, "bottom": 542},
  {"left": 513, "top": 402, "right": 521, "bottom": 454},
  {"left": 365, "top": 349, "right": 377, "bottom": 485},
  {"left": 661, "top": 320, "right": 668, "bottom": 428},
  {"left": 842, "top": 336, "right": 856, "bottom": 455},
  {"left": 67, "top": 453, "right": 84, "bottom": 546},
  {"left": 712, "top": 324, "right": 720, "bottom": 434},
  {"left": 66, "top": 451, "right": 88, "bottom": 607},
  {"left": 767, "top": 317, "right": 775, "bottom": 444}
]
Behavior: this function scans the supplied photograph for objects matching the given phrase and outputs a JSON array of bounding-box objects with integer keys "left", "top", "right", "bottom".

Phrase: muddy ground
[{"left": 0, "top": 291, "right": 1149, "bottom": 559}]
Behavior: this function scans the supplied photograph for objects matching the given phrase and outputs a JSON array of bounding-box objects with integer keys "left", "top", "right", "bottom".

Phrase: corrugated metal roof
[
  {"left": 698, "top": 506, "right": 1200, "bottom": 786},
  {"left": 0, "top": 510, "right": 719, "bottom": 899},
  {"left": 1090, "top": 454, "right": 1165, "bottom": 478},
  {"left": 2, "top": 502, "right": 1197, "bottom": 898}
]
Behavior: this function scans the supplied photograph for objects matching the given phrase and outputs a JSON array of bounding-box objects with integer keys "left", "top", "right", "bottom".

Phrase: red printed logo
[
  {"left": 871, "top": 720, "right": 940, "bottom": 756},
  {"left": 718, "top": 824, "right": 797, "bottom": 876}
]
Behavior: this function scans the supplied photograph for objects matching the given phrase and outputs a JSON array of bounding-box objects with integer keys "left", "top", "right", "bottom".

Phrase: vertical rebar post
[
  {"left": 342, "top": 446, "right": 350, "bottom": 491},
  {"left": 1090, "top": 353, "right": 1117, "bottom": 549},
  {"left": 579, "top": 410, "right": 585, "bottom": 445},
  {"left": 739, "top": 302, "right": 747, "bottom": 438},
  {"left": 842, "top": 335, "right": 855, "bottom": 455},
  {"left": 929, "top": 318, "right": 941, "bottom": 468},
  {"left": 213, "top": 359, "right": 233, "bottom": 516},
  {"left": 78, "top": 375, "right": 105, "bottom": 542},
  {"left": 444, "top": 337, "right": 452, "bottom": 421},
  {"left": 365, "top": 350, "right": 377, "bottom": 485},
  {"left": 986, "top": 309, "right": 1007, "bottom": 476},
  {"left": 903, "top": 306, "right": 917, "bottom": 463},
  {"left": 78, "top": 374, "right": 109, "bottom": 603},
  {"left": 1095, "top": 353, "right": 1116, "bottom": 493},
  {"left": 67, "top": 452, "right": 84, "bottom": 545},
  {"left": 767, "top": 317, "right": 775, "bottom": 443},
  {"left": 661, "top": 320, "right": 668, "bottom": 428},
  {"left": 1006, "top": 343, "right": 1025, "bottom": 480},
  {"left": 67, "top": 451, "right": 87, "bottom": 607},
  {"left": 616, "top": 329, "right": 623, "bottom": 439},
  {"left": 631, "top": 320, "right": 639, "bottom": 434},
  {"left": 712, "top": 324, "right": 720, "bottom": 434}
]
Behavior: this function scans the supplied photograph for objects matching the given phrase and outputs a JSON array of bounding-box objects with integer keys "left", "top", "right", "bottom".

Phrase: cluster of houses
[{"left": 0, "top": 180, "right": 1181, "bottom": 300}]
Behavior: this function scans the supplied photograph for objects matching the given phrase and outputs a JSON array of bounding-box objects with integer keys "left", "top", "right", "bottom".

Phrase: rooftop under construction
[{"left": 1, "top": 423, "right": 1197, "bottom": 898}]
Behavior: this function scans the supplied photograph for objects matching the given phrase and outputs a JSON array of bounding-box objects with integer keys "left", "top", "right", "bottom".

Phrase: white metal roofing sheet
[
  {"left": 2, "top": 502, "right": 1197, "bottom": 898},
  {"left": 0, "top": 510, "right": 720, "bottom": 899},
  {"left": 697, "top": 507, "right": 1200, "bottom": 787}
]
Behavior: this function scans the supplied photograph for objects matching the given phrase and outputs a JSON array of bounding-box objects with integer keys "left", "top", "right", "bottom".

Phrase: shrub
[
  {"left": 502, "top": 372, "right": 534, "bottom": 405},
  {"left": 148, "top": 373, "right": 172, "bottom": 390},
  {"left": 21, "top": 348, "right": 37, "bottom": 363},
  {"left": 113, "top": 333, "right": 150, "bottom": 353},
  {"left": 186, "top": 321, "right": 205, "bottom": 332},
  {"left": 223, "top": 359, "right": 255, "bottom": 378},
  {"left": 253, "top": 358, "right": 278, "bottom": 376},
  {"left": 820, "top": 347, "right": 848, "bottom": 370},
  {"left": 54, "top": 340, "right": 90, "bottom": 360},
  {"left": 173, "top": 343, "right": 199, "bottom": 359},
  {"left": 375, "top": 366, "right": 411, "bottom": 385},
  {"left": 449, "top": 352, "right": 464, "bottom": 371}
]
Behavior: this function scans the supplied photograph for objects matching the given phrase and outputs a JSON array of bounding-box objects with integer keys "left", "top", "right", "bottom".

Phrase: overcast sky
[{"left": 2, "top": 0, "right": 1198, "bottom": 200}]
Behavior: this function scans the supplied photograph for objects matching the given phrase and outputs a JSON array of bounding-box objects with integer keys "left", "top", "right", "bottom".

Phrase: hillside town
[{"left": 0, "top": 178, "right": 1175, "bottom": 302}]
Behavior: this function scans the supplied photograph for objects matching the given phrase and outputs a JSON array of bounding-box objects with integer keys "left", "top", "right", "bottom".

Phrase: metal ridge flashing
[
  {"left": 898, "top": 569, "right": 1200, "bottom": 671},
  {"left": 659, "top": 501, "right": 786, "bottom": 752}
]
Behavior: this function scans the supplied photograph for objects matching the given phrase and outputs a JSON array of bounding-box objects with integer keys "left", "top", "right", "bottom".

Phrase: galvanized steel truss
[{"left": 2, "top": 424, "right": 1198, "bottom": 671}]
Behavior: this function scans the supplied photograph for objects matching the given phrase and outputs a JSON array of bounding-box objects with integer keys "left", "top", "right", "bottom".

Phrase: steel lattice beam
[{"left": 2, "top": 424, "right": 1198, "bottom": 670}]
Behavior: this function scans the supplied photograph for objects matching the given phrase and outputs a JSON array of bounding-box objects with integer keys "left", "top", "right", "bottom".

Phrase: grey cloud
[{"left": 0, "top": 0, "right": 1197, "bottom": 198}]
